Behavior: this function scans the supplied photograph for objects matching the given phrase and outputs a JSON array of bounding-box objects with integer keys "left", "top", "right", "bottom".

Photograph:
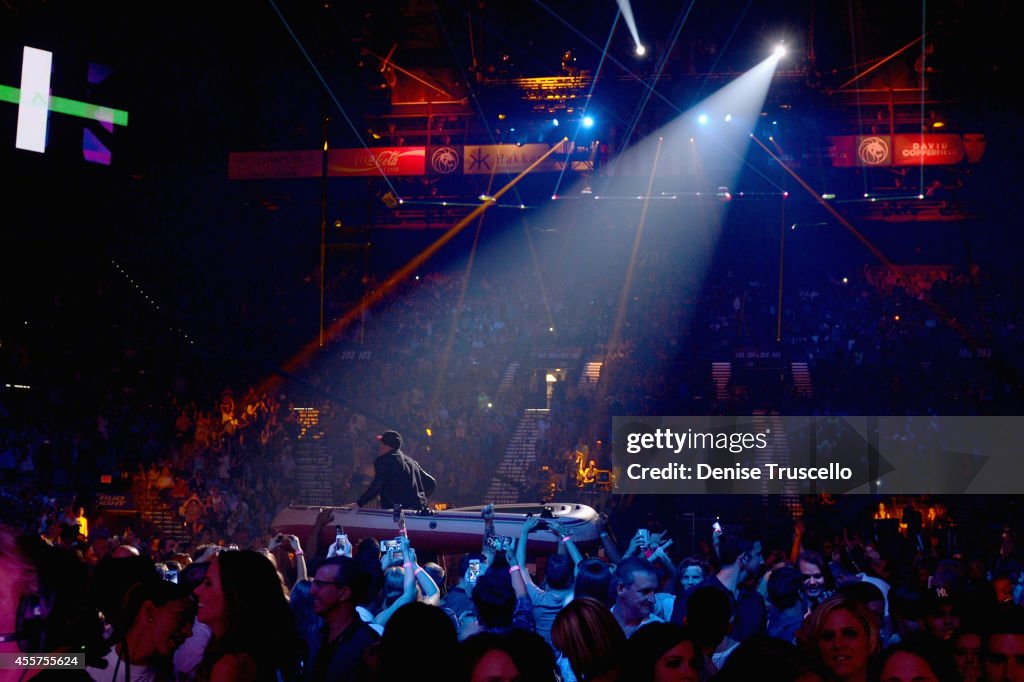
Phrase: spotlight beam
[
  {"left": 697, "top": 133, "right": 785, "bottom": 192},
  {"left": 261, "top": 139, "right": 570, "bottom": 394},
  {"left": 614, "top": 0, "right": 643, "bottom": 53},
  {"left": 605, "top": 137, "right": 664, "bottom": 372},
  {"left": 268, "top": 0, "right": 401, "bottom": 198},
  {"left": 429, "top": 202, "right": 487, "bottom": 430},
  {"left": 835, "top": 33, "right": 929, "bottom": 91},
  {"left": 617, "top": 0, "right": 697, "bottom": 151},
  {"left": 551, "top": 10, "right": 620, "bottom": 198},
  {"left": 360, "top": 48, "right": 454, "bottom": 99},
  {"left": 749, "top": 134, "right": 1008, "bottom": 382},
  {"left": 432, "top": 8, "right": 531, "bottom": 209},
  {"left": 530, "top": 0, "right": 684, "bottom": 115},
  {"left": 749, "top": 135, "right": 891, "bottom": 266},
  {"left": 429, "top": 160, "right": 507, "bottom": 419}
]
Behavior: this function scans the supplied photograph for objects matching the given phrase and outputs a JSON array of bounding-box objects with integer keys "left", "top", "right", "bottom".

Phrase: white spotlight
[
  {"left": 774, "top": 43, "right": 786, "bottom": 57},
  {"left": 635, "top": 44, "right": 646, "bottom": 56},
  {"left": 724, "top": 114, "right": 732, "bottom": 122},
  {"left": 697, "top": 114, "right": 709, "bottom": 125}
]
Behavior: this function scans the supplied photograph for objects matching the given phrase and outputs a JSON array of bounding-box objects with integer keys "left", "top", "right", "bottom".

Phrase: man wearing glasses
[{"left": 306, "top": 556, "right": 380, "bottom": 681}]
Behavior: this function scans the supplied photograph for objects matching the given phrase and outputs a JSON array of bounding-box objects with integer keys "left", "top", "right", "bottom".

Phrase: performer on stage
[{"left": 356, "top": 430, "right": 436, "bottom": 511}]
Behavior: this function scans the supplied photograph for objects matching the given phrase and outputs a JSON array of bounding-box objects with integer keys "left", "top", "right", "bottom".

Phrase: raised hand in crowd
[
  {"left": 375, "top": 536, "right": 429, "bottom": 627},
  {"left": 481, "top": 541, "right": 497, "bottom": 572},
  {"left": 307, "top": 506, "right": 335, "bottom": 557},
  {"left": 624, "top": 528, "right": 648, "bottom": 558},
  {"left": 326, "top": 529, "right": 352, "bottom": 558},
  {"left": 546, "top": 518, "right": 585, "bottom": 566},
  {"left": 394, "top": 504, "right": 408, "bottom": 537},
  {"left": 648, "top": 538, "right": 673, "bottom": 564},
  {"left": 596, "top": 511, "right": 623, "bottom": 563}
]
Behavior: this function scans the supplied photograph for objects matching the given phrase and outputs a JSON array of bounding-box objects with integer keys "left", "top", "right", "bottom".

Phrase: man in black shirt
[
  {"left": 306, "top": 556, "right": 379, "bottom": 682},
  {"left": 670, "top": 531, "right": 767, "bottom": 642},
  {"left": 356, "top": 430, "right": 435, "bottom": 510}
]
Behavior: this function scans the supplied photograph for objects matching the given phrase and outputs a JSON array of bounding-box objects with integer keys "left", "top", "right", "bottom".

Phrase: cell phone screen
[{"left": 487, "top": 535, "right": 512, "bottom": 551}]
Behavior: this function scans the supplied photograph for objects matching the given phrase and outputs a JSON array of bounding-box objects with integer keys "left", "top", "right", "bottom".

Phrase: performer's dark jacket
[{"left": 356, "top": 447, "right": 434, "bottom": 509}]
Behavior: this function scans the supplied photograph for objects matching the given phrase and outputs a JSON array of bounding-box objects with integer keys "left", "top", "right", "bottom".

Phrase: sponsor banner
[
  {"left": 892, "top": 134, "right": 965, "bottom": 165},
  {"left": 613, "top": 416, "right": 1024, "bottom": 495},
  {"left": 328, "top": 147, "right": 425, "bottom": 176},
  {"left": 95, "top": 492, "right": 136, "bottom": 510},
  {"left": 229, "top": 142, "right": 582, "bottom": 179},
  {"left": 462, "top": 143, "right": 559, "bottom": 175},
  {"left": 829, "top": 135, "right": 892, "bottom": 167},
  {"left": 829, "top": 134, "right": 972, "bottom": 168},
  {"left": 228, "top": 150, "right": 322, "bottom": 179},
  {"left": 427, "top": 145, "right": 463, "bottom": 175}
]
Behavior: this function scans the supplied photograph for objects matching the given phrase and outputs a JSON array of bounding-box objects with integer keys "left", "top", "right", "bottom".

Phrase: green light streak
[
  {"left": 0, "top": 85, "right": 19, "bottom": 104},
  {"left": 0, "top": 84, "right": 128, "bottom": 126}
]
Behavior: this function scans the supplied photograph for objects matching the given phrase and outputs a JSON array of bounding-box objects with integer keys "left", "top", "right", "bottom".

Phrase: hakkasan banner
[
  {"left": 827, "top": 133, "right": 985, "bottom": 168},
  {"left": 228, "top": 143, "right": 572, "bottom": 179}
]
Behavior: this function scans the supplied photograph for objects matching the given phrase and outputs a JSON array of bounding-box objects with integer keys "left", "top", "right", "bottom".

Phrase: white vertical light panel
[{"left": 16, "top": 46, "right": 53, "bottom": 153}]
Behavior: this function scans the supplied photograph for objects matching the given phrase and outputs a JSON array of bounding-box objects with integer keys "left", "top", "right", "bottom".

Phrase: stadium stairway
[
  {"left": 791, "top": 362, "right": 813, "bottom": 398},
  {"left": 578, "top": 357, "right": 603, "bottom": 391},
  {"left": 496, "top": 361, "right": 520, "bottom": 400},
  {"left": 712, "top": 362, "right": 732, "bottom": 401},
  {"left": 294, "top": 432, "right": 334, "bottom": 507},
  {"left": 484, "top": 408, "right": 546, "bottom": 504},
  {"left": 136, "top": 492, "right": 191, "bottom": 544},
  {"left": 751, "top": 410, "right": 803, "bottom": 516}
]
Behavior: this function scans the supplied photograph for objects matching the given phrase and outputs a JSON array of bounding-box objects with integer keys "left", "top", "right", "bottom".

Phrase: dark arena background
[{"left": 2, "top": 0, "right": 1024, "bottom": 672}]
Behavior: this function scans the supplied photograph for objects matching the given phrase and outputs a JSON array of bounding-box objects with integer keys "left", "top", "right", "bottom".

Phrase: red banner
[
  {"left": 228, "top": 150, "right": 322, "bottom": 179},
  {"left": 828, "top": 134, "right": 978, "bottom": 168},
  {"left": 229, "top": 148, "right": 425, "bottom": 179},
  {"left": 327, "top": 147, "right": 425, "bottom": 176},
  {"left": 891, "top": 134, "right": 965, "bottom": 165}
]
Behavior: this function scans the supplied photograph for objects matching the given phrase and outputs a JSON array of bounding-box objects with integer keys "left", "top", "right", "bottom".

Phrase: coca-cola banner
[{"left": 328, "top": 147, "right": 425, "bottom": 176}]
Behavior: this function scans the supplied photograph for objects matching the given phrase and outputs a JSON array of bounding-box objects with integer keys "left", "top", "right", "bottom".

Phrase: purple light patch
[
  {"left": 83, "top": 128, "right": 111, "bottom": 165},
  {"left": 87, "top": 62, "right": 113, "bottom": 85}
]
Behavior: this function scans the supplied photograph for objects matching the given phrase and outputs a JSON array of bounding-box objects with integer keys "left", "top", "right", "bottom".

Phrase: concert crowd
[{"left": 3, "top": 213, "right": 1024, "bottom": 679}]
